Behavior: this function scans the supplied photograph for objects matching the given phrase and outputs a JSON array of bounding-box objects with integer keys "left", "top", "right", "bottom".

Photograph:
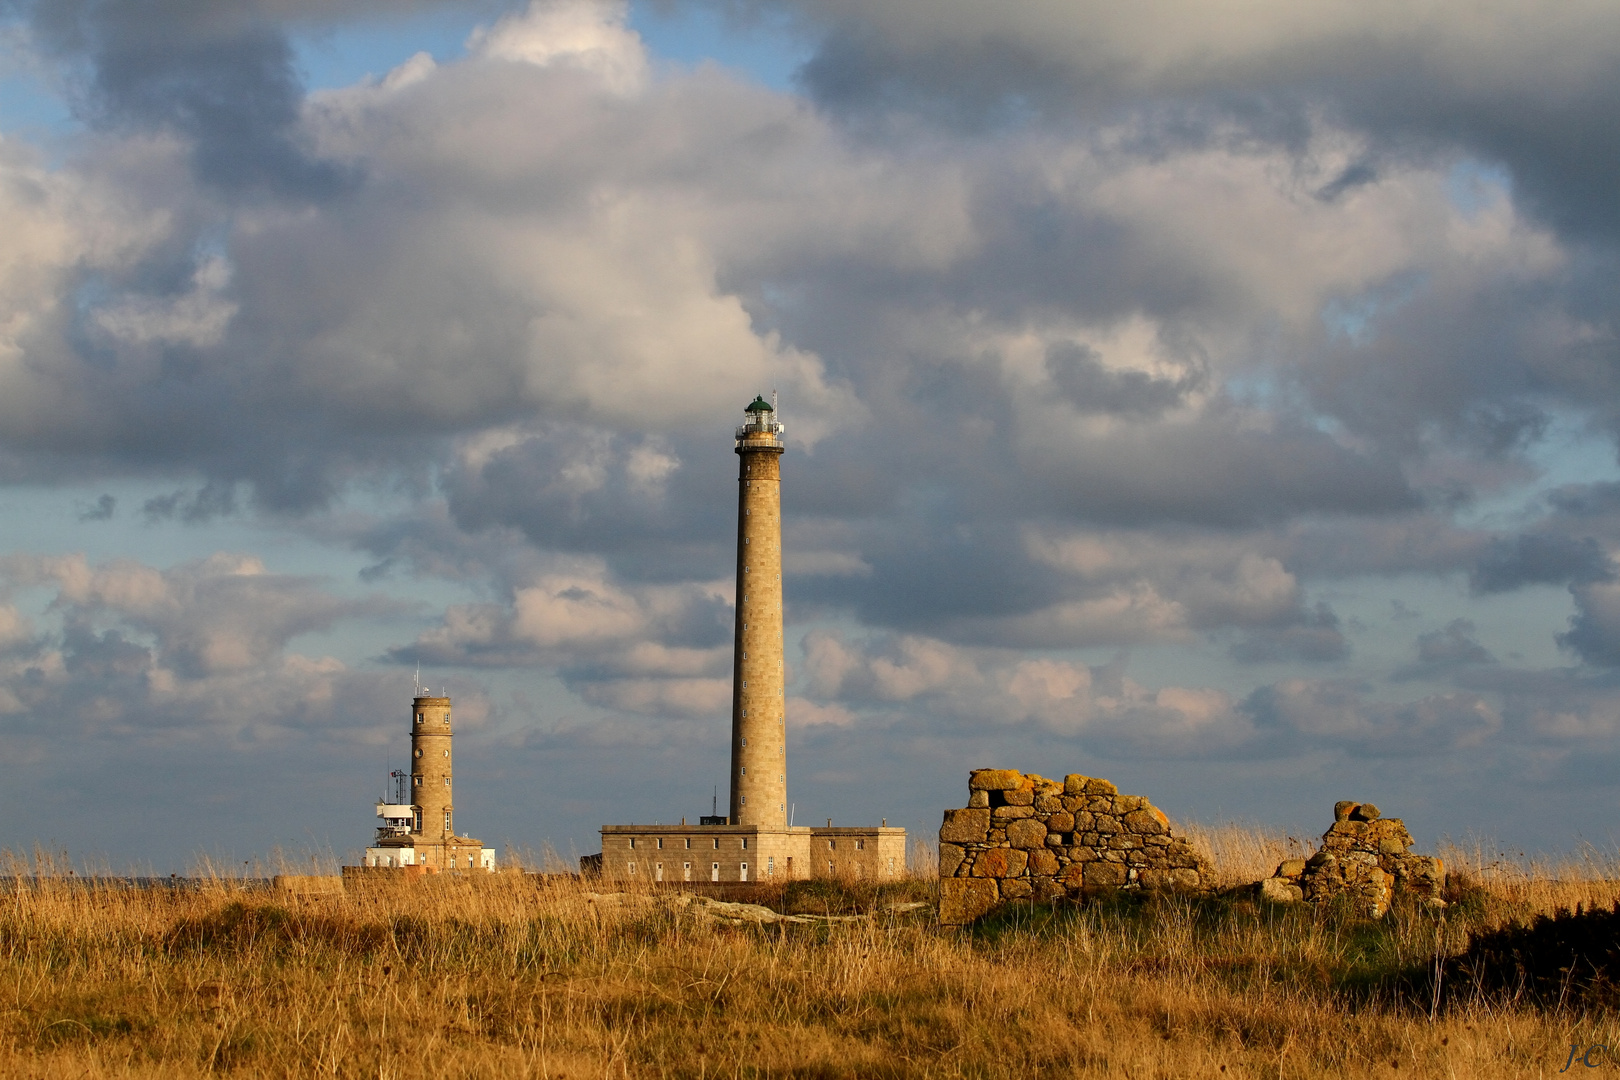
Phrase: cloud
[
  {"left": 1561, "top": 580, "right": 1620, "bottom": 668},
  {"left": 1230, "top": 601, "right": 1349, "bottom": 664},
  {"left": 1392, "top": 618, "right": 1497, "bottom": 680},
  {"left": 769, "top": 0, "right": 1620, "bottom": 246},
  {"left": 0, "top": 550, "right": 437, "bottom": 746},
  {"left": 470, "top": 0, "right": 648, "bottom": 94},
  {"left": 1244, "top": 678, "right": 1501, "bottom": 755},
  {"left": 4, "top": 552, "right": 399, "bottom": 677}
]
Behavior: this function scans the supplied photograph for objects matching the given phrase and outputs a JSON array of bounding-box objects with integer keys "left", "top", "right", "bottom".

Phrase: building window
[
  {"left": 741, "top": 768, "right": 746, "bottom": 775},
  {"left": 684, "top": 838, "right": 691, "bottom": 849},
  {"left": 829, "top": 861, "right": 835, "bottom": 875},
  {"left": 828, "top": 840, "right": 835, "bottom": 850},
  {"left": 443, "top": 749, "right": 449, "bottom": 757},
  {"left": 414, "top": 776, "right": 422, "bottom": 786},
  {"left": 856, "top": 839, "right": 865, "bottom": 850},
  {"left": 713, "top": 837, "right": 719, "bottom": 849},
  {"left": 888, "top": 858, "right": 895, "bottom": 874},
  {"left": 741, "top": 838, "right": 748, "bottom": 850},
  {"left": 414, "top": 809, "right": 423, "bottom": 832},
  {"left": 629, "top": 837, "right": 636, "bottom": 849},
  {"left": 628, "top": 862, "right": 636, "bottom": 875},
  {"left": 443, "top": 810, "right": 452, "bottom": 833},
  {"left": 656, "top": 838, "right": 663, "bottom": 849},
  {"left": 740, "top": 797, "right": 746, "bottom": 806},
  {"left": 417, "top": 712, "right": 423, "bottom": 722},
  {"left": 444, "top": 777, "right": 451, "bottom": 787},
  {"left": 767, "top": 856, "right": 775, "bottom": 876}
]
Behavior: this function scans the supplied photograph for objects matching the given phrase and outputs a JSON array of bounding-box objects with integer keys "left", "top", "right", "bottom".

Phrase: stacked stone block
[
  {"left": 1260, "top": 801, "right": 1444, "bottom": 918},
  {"left": 938, "top": 769, "right": 1214, "bottom": 924}
]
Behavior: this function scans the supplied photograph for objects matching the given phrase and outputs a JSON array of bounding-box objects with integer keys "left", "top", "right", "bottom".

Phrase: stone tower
[
  {"left": 731, "top": 396, "right": 788, "bottom": 827},
  {"left": 359, "top": 690, "right": 492, "bottom": 872},
  {"left": 411, "top": 694, "right": 455, "bottom": 841}
]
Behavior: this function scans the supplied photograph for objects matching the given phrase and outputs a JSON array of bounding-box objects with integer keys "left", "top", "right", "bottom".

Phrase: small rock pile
[
  {"left": 1260, "top": 800, "right": 1444, "bottom": 918},
  {"left": 938, "top": 769, "right": 1214, "bottom": 925}
]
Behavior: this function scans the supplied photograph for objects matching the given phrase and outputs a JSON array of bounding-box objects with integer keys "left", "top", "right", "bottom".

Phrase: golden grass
[{"left": 0, "top": 833, "right": 1614, "bottom": 1078}]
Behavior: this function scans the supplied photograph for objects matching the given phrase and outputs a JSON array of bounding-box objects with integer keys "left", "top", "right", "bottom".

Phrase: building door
[
  {"left": 655, "top": 863, "right": 663, "bottom": 881},
  {"left": 740, "top": 862, "right": 748, "bottom": 882},
  {"left": 683, "top": 862, "right": 691, "bottom": 881},
  {"left": 711, "top": 862, "right": 719, "bottom": 882}
]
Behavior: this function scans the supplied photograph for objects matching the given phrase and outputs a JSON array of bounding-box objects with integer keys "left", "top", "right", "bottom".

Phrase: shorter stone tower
[{"left": 361, "top": 692, "right": 494, "bottom": 872}]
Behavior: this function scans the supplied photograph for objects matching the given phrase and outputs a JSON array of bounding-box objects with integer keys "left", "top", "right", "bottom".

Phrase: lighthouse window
[
  {"left": 444, "top": 811, "right": 452, "bottom": 832},
  {"left": 740, "top": 838, "right": 748, "bottom": 850},
  {"left": 414, "top": 776, "right": 422, "bottom": 786},
  {"left": 417, "top": 713, "right": 423, "bottom": 721},
  {"left": 629, "top": 837, "right": 636, "bottom": 849},
  {"left": 443, "top": 749, "right": 449, "bottom": 757},
  {"left": 741, "top": 768, "right": 746, "bottom": 775},
  {"left": 444, "top": 777, "right": 451, "bottom": 786},
  {"left": 713, "top": 837, "right": 720, "bottom": 849}
]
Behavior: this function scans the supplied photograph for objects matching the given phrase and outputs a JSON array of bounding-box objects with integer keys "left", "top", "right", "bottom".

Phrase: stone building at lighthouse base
[{"left": 598, "top": 823, "right": 906, "bottom": 883}]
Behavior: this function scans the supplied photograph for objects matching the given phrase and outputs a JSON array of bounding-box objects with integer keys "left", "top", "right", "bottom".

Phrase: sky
[{"left": 1, "top": 0, "right": 1619, "bottom": 873}]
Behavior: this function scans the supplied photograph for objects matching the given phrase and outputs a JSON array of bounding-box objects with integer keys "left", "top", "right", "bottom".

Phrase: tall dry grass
[{"left": 0, "top": 832, "right": 1612, "bottom": 1078}]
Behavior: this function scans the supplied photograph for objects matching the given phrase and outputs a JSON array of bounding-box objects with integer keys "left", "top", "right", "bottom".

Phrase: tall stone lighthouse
[
  {"left": 731, "top": 395, "right": 788, "bottom": 827},
  {"left": 597, "top": 395, "right": 905, "bottom": 883}
]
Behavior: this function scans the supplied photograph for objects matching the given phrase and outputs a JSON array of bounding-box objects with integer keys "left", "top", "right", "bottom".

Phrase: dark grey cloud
[
  {"left": 760, "top": 0, "right": 1620, "bottom": 250},
  {"left": 1243, "top": 678, "right": 1500, "bottom": 756},
  {"left": 1391, "top": 618, "right": 1496, "bottom": 681},
  {"left": 1045, "top": 342, "right": 1203, "bottom": 419},
  {"left": 75, "top": 493, "right": 116, "bottom": 521},
  {"left": 1560, "top": 581, "right": 1620, "bottom": 668},
  {"left": 1471, "top": 533, "right": 1612, "bottom": 594},
  {"left": 25, "top": 0, "right": 360, "bottom": 200},
  {"left": 1230, "top": 601, "right": 1347, "bottom": 664}
]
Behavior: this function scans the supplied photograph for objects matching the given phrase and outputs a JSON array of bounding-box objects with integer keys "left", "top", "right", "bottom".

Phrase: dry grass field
[{"left": 0, "top": 828, "right": 1616, "bottom": 1078}]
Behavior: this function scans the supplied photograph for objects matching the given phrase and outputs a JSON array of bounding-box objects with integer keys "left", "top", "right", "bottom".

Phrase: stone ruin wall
[
  {"left": 938, "top": 769, "right": 1214, "bottom": 925},
  {"left": 1260, "top": 799, "right": 1445, "bottom": 918},
  {"left": 938, "top": 771, "right": 1450, "bottom": 926}
]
